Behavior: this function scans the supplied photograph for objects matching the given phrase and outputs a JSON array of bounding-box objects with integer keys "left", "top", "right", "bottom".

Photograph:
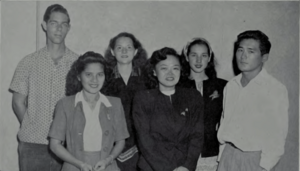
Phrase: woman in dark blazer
[
  {"left": 177, "top": 38, "right": 227, "bottom": 171},
  {"left": 101, "top": 32, "right": 147, "bottom": 171},
  {"left": 133, "top": 47, "right": 204, "bottom": 171}
]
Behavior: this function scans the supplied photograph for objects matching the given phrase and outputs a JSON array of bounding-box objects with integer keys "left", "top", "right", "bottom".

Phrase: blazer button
[
  {"left": 103, "top": 147, "right": 108, "bottom": 152},
  {"left": 104, "top": 130, "right": 109, "bottom": 136}
]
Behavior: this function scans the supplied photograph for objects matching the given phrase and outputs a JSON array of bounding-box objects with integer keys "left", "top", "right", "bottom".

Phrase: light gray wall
[
  {"left": 1, "top": 2, "right": 37, "bottom": 170},
  {"left": 1, "top": 1, "right": 298, "bottom": 171}
]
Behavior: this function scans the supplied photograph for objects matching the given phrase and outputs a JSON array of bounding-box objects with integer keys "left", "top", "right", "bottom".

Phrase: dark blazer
[
  {"left": 178, "top": 77, "right": 227, "bottom": 157},
  {"left": 101, "top": 71, "right": 146, "bottom": 152},
  {"left": 133, "top": 88, "right": 204, "bottom": 171}
]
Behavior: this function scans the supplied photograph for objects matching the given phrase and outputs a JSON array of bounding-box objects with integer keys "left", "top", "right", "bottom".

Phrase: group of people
[{"left": 10, "top": 4, "right": 289, "bottom": 171}]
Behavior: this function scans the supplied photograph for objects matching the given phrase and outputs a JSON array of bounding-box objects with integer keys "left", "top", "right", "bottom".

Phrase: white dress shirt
[
  {"left": 75, "top": 91, "right": 112, "bottom": 151},
  {"left": 217, "top": 68, "right": 289, "bottom": 171}
]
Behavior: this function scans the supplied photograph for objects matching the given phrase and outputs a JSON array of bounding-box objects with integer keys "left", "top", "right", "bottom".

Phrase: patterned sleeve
[
  {"left": 9, "top": 56, "right": 33, "bottom": 96},
  {"left": 114, "top": 98, "right": 130, "bottom": 141}
]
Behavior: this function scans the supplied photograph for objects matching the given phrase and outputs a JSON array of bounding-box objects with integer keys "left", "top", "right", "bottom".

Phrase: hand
[
  {"left": 173, "top": 166, "right": 189, "bottom": 171},
  {"left": 93, "top": 159, "right": 108, "bottom": 171},
  {"left": 80, "top": 162, "right": 93, "bottom": 171}
]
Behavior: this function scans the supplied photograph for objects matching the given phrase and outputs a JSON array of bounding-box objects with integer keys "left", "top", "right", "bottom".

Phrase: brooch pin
[
  {"left": 209, "top": 90, "right": 220, "bottom": 100},
  {"left": 181, "top": 108, "right": 188, "bottom": 116}
]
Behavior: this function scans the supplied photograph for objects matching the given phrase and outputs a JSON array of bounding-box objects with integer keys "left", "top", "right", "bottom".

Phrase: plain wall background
[{"left": 1, "top": 1, "right": 298, "bottom": 171}]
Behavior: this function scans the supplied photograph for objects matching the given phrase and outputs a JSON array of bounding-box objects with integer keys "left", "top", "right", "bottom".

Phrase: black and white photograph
[{"left": 1, "top": 1, "right": 298, "bottom": 171}]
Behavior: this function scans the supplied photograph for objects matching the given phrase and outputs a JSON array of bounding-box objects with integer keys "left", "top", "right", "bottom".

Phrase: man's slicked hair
[
  {"left": 236, "top": 30, "right": 271, "bottom": 56},
  {"left": 43, "top": 4, "right": 70, "bottom": 23}
]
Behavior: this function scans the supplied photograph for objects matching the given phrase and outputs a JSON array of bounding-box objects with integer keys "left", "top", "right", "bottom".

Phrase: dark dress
[
  {"left": 178, "top": 77, "right": 227, "bottom": 157},
  {"left": 101, "top": 67, "right": 146, "bottom": 171},
  {"left": 133, "top": 88, "right": 204, "bottom": 171}
]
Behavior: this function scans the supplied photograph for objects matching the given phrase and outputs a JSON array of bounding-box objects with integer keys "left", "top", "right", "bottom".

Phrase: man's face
[
  {"left": 44, "top": 12, "right": 70, "bottom": 45},
  {"left": 236, "top": 39, "right": 268, "bottom": 74}
]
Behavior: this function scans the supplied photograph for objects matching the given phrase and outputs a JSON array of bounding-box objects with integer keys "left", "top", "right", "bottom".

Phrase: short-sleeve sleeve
[
  {"left": 113, "top": 98, "right": 129, "bottom": 141},
  {"left": 48, "top": 99, "right": 67, "bottom": 141},
  {"left": 9, "top": 56, "right": 33, "bottom": 96}
]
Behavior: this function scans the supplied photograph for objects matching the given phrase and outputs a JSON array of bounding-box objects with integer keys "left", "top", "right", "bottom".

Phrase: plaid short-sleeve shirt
[{"left": 10, "top": 46, "right": 78, "bottom": 144}]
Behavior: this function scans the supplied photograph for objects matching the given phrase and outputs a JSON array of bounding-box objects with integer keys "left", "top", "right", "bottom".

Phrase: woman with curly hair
[
  {"left": 48, "top": 51, "right": 129, "bottom": 171},
  {"left": 101, "top": 32, "right": 148, "bottom": 171},
  {"left": 133, "top": 47, "right": 204, "bottom": 171},
  {"left": 177, "top": 38, "right": 227, "bottom": 171}
]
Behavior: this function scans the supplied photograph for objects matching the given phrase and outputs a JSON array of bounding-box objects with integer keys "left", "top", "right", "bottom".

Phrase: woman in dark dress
[
  {"left": 178, "top": 38, "right": 227, "bottom": 171},
  {"left": 101, "top": 32, "right": 147, "bottom": 171},
  {"left": 133, "top": 47, "right": 204, "bottom": 171}
]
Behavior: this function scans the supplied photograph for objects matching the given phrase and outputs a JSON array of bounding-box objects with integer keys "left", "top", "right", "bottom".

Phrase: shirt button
[{"left": 104, "top": 130, "right": 109, "bottom": 136}]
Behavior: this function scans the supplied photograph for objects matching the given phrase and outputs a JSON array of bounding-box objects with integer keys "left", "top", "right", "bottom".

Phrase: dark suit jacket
[
  {"left": 178, "top": 77, "right": 227, "bottom": 157},
  {"left": 101, "top": 73, "right": 146, "bottom": 152},
  {"left": 133, "top": 88, "right": 204, "bottom": 171}
]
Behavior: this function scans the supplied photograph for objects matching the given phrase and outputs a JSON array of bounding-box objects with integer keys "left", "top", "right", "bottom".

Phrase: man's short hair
[
  {"left": 43, "top": 4, "right": 70, "bottom": 23},
  {"left": 236, "top": 30, "right": 271, "bottom": 56}
]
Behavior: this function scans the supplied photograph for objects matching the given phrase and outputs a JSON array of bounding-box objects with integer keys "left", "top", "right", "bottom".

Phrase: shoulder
[
  {"left": 264, "top": 73, "right": 287, "bottom": 93},
  {"left": 134, "top": 89, "right": 157, "bottom": 104},
  {"left": 65, "top": 48, "right": 79, "bottom": 61},
  {"left": 226, "top": 74, "right": 240, "bottom": 87},
  {"left": 57, "top": 95, "right": 76, "bottom": 108},
  {"left": 206, "top": 78, "right": 228, "bottom": 87},
  {"left": 135, "top": 89, "right": 156, "bottom": 96},
  {"left": 177, "top": 76, "right": 194, "bottom": 87},
  {"left": 18, "top": 48, "right": 45, "bottom": 66},
  {"left": 106, "top": 96, "right": 122, "bottom": 105},
  {"left": 215, "top": 78, "right": 228, "bottom": 85}
]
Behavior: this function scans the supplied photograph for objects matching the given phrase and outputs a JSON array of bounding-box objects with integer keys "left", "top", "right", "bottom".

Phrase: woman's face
[
  {"left": 78, "top": 62, "right": 105, "bottom": 95},
  {"left": 112, "top": 36, "right": 137, "bottom": 65},
  {"left": 187, "top": 44, "right": 211, "bottom": 73},
  {"left": 154, "top": 55, "right": 181, "bottom": 91}
]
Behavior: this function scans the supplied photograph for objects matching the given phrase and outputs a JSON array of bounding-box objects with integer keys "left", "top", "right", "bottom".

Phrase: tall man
[
  {"left": 10, "top": 4, "right": 78, "bottom": 171},
  {"left": 217, "top": 30, "right": 289, "bottom": 171}
]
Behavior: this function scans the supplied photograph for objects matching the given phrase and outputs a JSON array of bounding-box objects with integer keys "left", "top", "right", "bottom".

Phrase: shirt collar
[
  {"left": 113, "top": 66, "right": 140, "bottom": 79},
  {"left": 75, "top": 91, "right": 112, "bottom": 107},
  {"left": 233, "top": 68, "right": 268, "bottom": 87},
  {"left": 43, "top": 46, "right": 72, "bottom": 61}
]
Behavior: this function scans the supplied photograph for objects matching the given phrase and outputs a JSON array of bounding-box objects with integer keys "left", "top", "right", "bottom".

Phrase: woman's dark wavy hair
[
  {"left": 143, "top": 47, "right": 182, "bottom": 89},
  {"left": 104, "top": 32, "right": 147, "bottom": 74},
  {"left": 65, "top": 51, "right": 108, "bottom": 96},
  {"left": 181, "top": 38, "right": 217, "bottom": 80}
]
